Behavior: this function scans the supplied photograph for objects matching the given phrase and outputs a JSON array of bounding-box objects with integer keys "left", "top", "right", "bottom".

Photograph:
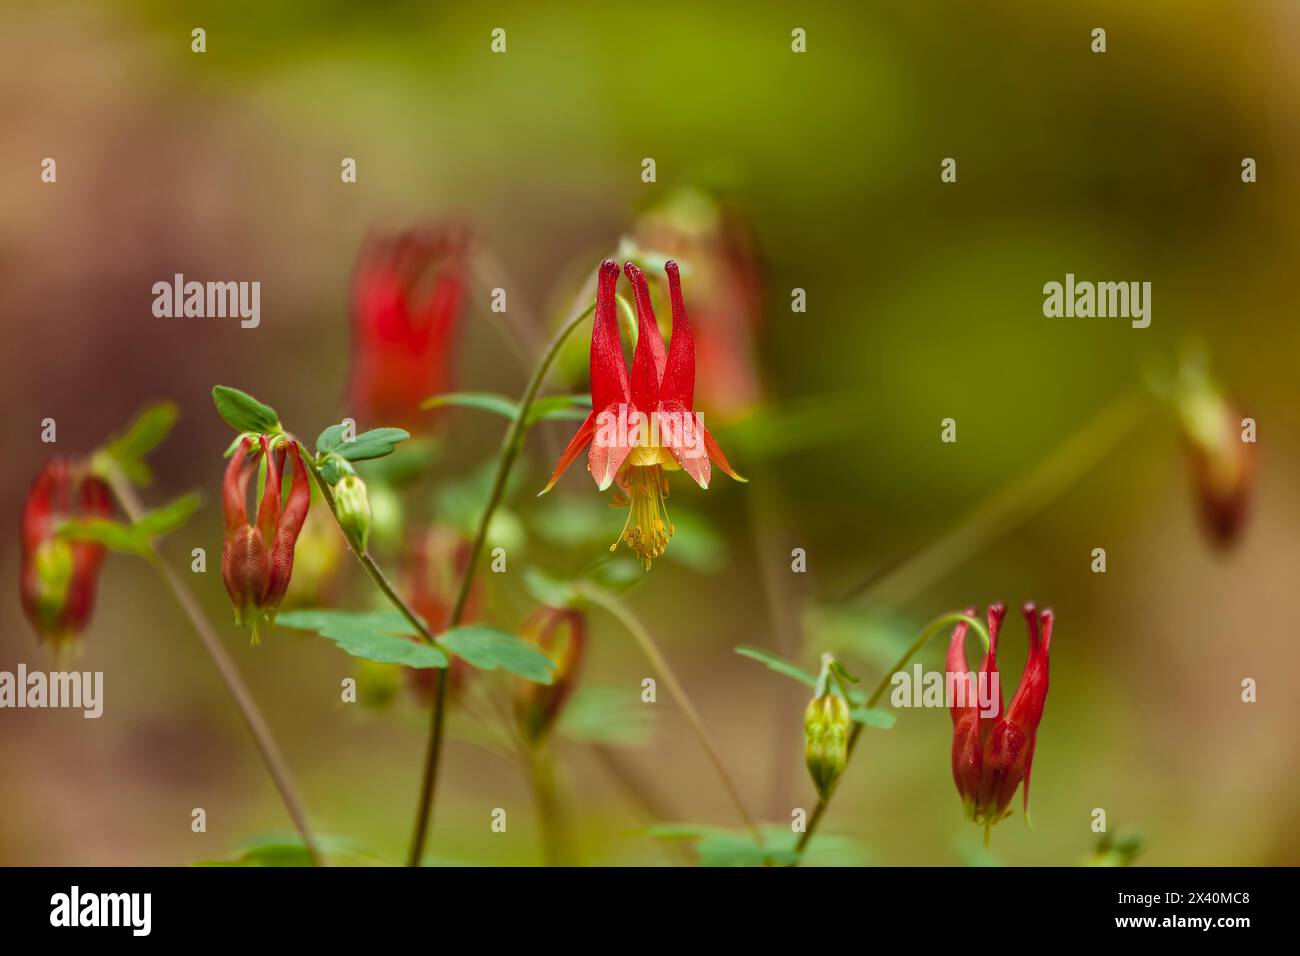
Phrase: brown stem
[
  {"left": 576, "top": 583, "right": 764, "bottom": 845},
  {"left": 405, "top": 298, "right": 599, "bottom": 867},
  {"left": 104, "top": 467, "right": 326, "bottom": 866}
]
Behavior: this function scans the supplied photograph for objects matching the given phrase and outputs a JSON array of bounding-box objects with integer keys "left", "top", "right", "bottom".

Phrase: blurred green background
[{"left": 2, "top": 0, "right": 1298, "bottom": 866}]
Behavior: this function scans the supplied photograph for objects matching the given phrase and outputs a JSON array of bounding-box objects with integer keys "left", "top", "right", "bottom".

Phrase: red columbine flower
[
  {"left": 948, "top": 603, "right": 1053, "bottom": 829},
  {"left": 221, "top": 435, "right": 310, "bottom": 640},
  {"left": 19, "top": 460, "right": 112, "bottom": 650},
  {"left": 542, "top": 258, "right": 745, "bottom": 569},
  {"left": 348, "top": 227, "right": 469, "bottom": 433},
  {"left": 514, "top": 606, "right": 587, "bottom": 743}
]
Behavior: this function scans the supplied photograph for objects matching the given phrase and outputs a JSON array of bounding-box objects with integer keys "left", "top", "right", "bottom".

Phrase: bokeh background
[{"left": 2, "top": 0, "right": 1298, "bottom": 865}]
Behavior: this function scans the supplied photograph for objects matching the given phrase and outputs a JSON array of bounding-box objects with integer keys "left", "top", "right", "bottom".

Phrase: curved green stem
[
  {"left": 405, "top": 299, "right": 598, "bottom": 867},
  {"left": 302, "top": 461, "right": 435, "bottom": 645},
  {"left": 791, "top": 612, "right": 989, "bottom": 863},
  {"left": 576, "top": 583, "right": 764, "bottom": 845}
]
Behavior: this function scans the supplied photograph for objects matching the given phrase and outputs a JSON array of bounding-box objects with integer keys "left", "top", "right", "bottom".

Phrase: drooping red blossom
[
  {"left": 514, "top": 606, "right": 587, "bottom": 743},
  {"left": 541, "top": 258, "right": 745, "bottom": 569},
  {"left": 348, "top": 227, "right": 470, "bottom": 433},
  {"left": 221, "top": 435, "right": 310, "bottom": 640},
  {"left": 948, "top": 603, "right": 1052, "bottom": 828},
  {"left": 401, "top": 525, "right": 480, "bottom": 704},
  {"left": 632, "top": 189, "right": 765, "bottom": 421},
  {"left": 19, "top": 460, "right": 113, "bottom": 649}
]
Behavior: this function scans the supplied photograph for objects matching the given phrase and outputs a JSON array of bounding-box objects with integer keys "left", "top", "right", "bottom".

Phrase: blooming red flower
[
  {"left": 514, "top": 606, "right": 587, "bottom": 743},
  {"left": 222, "top": 435, "right": 310, "bottom": 640},
  {"left": 948, "top": 603, "right": 1053, "bottom": 828},
  {"left": 542, "top": 258, "right": 745, "bottom": 569},
  {"left": 19, "top": 460, "right": 112, "bottom": 649},
  {"left": 348, "top": 227, "right": 470, "bottom": 432}
]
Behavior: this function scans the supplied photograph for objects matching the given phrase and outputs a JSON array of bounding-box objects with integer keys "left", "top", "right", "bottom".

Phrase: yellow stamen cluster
[{"left": 611, "top": 464, "right": 674, "bottom": 570}]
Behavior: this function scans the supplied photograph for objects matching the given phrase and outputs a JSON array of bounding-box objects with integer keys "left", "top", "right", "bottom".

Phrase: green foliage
[
  {"left": 422, "top": 390, "right": 591, "bottom": 426},
  {"left": 276, "top": 609, "right": 448, "bottom": 668},
  {"left": 438, "top": 626, "right": 555, "bottom": 684},
  {"left": 645, "top": 825, "right": 872, "bottom": 867},
  {"left": 734, "top": 646, "right": 817, "bottom": 688},
  {"left": 98, "top": 401, "right": 179, "bottom": 485},
  {"left": 212, "top": 385, "right": 280, "bottom": 435},
  {"left": 319, "top": 426, "right": 411, "bottom": 462},
  {"left": 850, "top": 707, "right": 897, "bottom": 729},
  {"left": 195, "top": 833, "right": 381, "bottom": 867},
  {"left": 557, "top": 685, "right": 656, "bottom": 746},
  {"left": 58, "top": 493, "right": 202, "bottom": 556}
]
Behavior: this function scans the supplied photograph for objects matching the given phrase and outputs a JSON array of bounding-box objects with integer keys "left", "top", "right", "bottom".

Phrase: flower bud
[
  {"left": 804, "top": 690, "right": 851, "bottom": 800},
  {"left": 20, "top": 459, "right": 112, "bottom": 650},
  {"left": 333, "top": 474, "right": 372, "bottom": 553},
  {"left": 514, "top": 606, "right": 587, "bottom": 744},
  {"left": 221, "top": 435, "right": 310, "bottom": 641},
  {"left": 1177, "top": 379, "right": 1255, "bottom": 548}
]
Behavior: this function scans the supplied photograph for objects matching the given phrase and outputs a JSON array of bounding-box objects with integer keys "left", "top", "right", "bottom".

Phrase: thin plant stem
[
  {"left": 303, "top": 462, "right": 435, "bottom": 644},
  {"left": 102, "top": 465, "right": 326, "bottom": 866},
  {"left": 576, "top": 583, "right": 764, "bottom": 845},
  {"left": 791, "top": 611, "right": 989, "bottom": 864},
  {"left": 836, "top": 391, "right": 1152, "bottom": 609},
  {"left": 405, "top": 299, "right": 599, "bottom": 867},
  {"left": 525, "top": 743, "right": 569, "bottom": 866}
]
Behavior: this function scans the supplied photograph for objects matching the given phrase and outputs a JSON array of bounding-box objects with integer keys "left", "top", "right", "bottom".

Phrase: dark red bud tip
[
  {"left": 1023, "top": 602, "right": 1041, "bottom": 646},
  {"left": 623, "top": 260, "right": 643, "bottom": 281},
  {"left": 1039, "top": 609, "right": 1054, "bottom": 651},
  {"left": 987, "top": 602, "right": 1007, "bottom": 639},
  {"left": 599, "top": 258, "right": 619, "bottom": 279},
  {"left": 664, "top": 260, "right": 679, "bottom": 279}
]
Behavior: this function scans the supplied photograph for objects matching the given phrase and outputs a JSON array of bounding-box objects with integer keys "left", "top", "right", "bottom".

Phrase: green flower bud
[
  {"left": 333, "top": 475, "right": 372, "bottom": 553},
  {"left": 804, "top": 690, "right": 851, "bottom": 800}
]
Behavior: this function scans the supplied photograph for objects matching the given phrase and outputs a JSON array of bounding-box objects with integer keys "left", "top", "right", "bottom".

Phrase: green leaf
[
  {"left": 734, "top": 646, "right": 817, "bottom": 688},
  {"left": 101, "top": 401, "right": 179, "bottom": 485},
  {"left": 522, "top": 567, "right": 580, "bottom": 609},
  {"left": 212, "top": 386, "right": 280, "bottom": 435},
  {"left": 641, "top": 826, "right": 796, "bottom": 867},
  {"left": 438, "top": 626, "right": 555, "bottom": 684},
  {"left": 421, "top": 391, "right": 519, "bottom": 419},
  {"left": 315, "top": 423, "right": 349, "bottom": 455},
  {"left": 850, "top": 707, "right": 897, "bottom": 729},
  {"left": 276, "top": 609, "right": 447, "bottom": 668},
  {"left": 134, "top": 493, "right": 202, "bottom": 539},
  {"left": 58, "top": 518, "right": 148, "bottom": 555},
  {"left": 525, "top": 393, "right": 592, "bottom": 425},
  {"left": 557, "top": 685, "right": 655, "bottom": 746},
  {"left": 336, "top": 427, "right": 411, "bottom": 462},
  {"left": 195, "top": 833, "right": 381, "bottom": 867}
]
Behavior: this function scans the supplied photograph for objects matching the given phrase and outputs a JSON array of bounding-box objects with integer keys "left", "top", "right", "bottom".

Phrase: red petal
[
  {"left": 589, "top": 403, "right": 634, "bottom": 491},
  {"left": 589, "top": 259, "right": 629, "bottom": 412},
  {"left": 945, "top": 608, "right": 977, "bottom": 723},
  {"left": 223, "top": 438, "right": 255, "bottom": 534},
  {"left": 659, "top": 400, "right": 710, "bottom": 489},
  {"left": 703, "top": 426, "right": 746, "bottom": 482},
  {"left": 255, "top": 435, "right": 282, "bottom": 543},
  {"left": 659, "top": 261, "right": 696, "bottom": 408},
  {"left": 624, "top": 262, "right": 664, "bottom": 411},
  {"left": 541, "top": 411, "right": 596, "bottom": 494},
  {"left": 267, "top": 440, "right": 311, "bottom": 608}
]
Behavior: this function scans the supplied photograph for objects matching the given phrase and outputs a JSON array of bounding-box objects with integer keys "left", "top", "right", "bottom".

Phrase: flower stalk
[
  {"left": 405, "top": 297, "right": 600, "bottom": 867},
  {"left": 101, "top": 463, "right": 326, "bottom": 866},
  {"left": 791, "top": 611, "right": 990, "bottom": 864},
  {"left": 575, "top": 582, "right": 763, "bottom": 844}
]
